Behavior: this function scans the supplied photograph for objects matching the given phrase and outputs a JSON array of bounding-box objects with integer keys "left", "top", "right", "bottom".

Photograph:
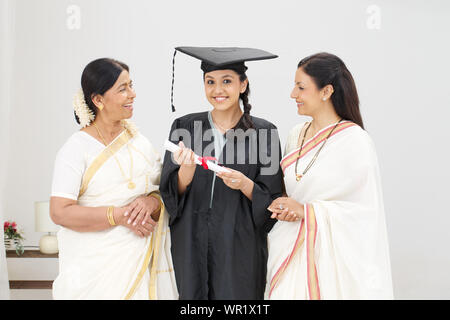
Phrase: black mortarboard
[{"left": 170, "top": 46, "right": 278, "bottom": 112}]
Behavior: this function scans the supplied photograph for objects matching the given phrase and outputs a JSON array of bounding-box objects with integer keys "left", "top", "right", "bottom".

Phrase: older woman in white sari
[
  {"left": 266, "top": 53, "right": 393, "bottom": 300},
  {"left": 50, "top": 58, "right": 177, "bottom": 299}
]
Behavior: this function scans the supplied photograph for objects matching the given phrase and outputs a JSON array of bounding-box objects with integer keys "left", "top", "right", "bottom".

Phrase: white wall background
[
  {"left": 0, "top": 0, "right": 13, "bottom": 300},
  {"left": 1, "top": 0, "right": 449, "bottom": 299}
]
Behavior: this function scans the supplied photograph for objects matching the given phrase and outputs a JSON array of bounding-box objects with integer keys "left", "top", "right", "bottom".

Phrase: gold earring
[{"left": 98, "top": 103, "right": 104, "bottom": 110}]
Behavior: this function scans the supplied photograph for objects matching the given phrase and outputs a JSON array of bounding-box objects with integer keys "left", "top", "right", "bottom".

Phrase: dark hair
[
  {"left": 298, "top": 52, "right": 364, "bottom": 129},
  {"left": 74, "top": 58, "right": 129, "bottom": 124},
  {"left": 236, "top": 72, "right": 254, "bottom": 130}
]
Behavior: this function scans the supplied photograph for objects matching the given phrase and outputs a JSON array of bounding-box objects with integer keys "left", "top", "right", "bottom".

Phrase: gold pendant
[
  {"left": 128, "top": 181, "right": 136, "bottom": 189},
  {"left": 296, "top": 174, "right": 303, "bottom": 182}
]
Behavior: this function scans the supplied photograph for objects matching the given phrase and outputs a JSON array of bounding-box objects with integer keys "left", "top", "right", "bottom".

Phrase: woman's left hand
[
  {"left": 124, "top": 195, "right": 160, "bottom": 228},
  {"left": 268, "top": 197, "right": 304, "bottom": 222},
  {"left": 216, "top": 168, "right": 249, "bottom": 191}
]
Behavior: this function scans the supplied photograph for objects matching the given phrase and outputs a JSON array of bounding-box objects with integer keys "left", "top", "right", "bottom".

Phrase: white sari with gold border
[
  {"left": 265, "top": 121, "right": 393, "bottom": 300},
  {"left": 51, "top": 122, "right": 178, "bottom": 300}
]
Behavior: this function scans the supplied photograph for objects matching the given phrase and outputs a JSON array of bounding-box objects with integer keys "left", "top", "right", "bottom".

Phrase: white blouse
[{"left": 51, "top": 130, "right": 161, "bottom": 201}]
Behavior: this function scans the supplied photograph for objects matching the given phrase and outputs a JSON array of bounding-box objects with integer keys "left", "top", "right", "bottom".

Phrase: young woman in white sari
[
  {"left": 50, "top": 58, "right": 178, "bottom": 299},
  {"left": 265, "top": 53, "right": 393, "bottom": 300}
]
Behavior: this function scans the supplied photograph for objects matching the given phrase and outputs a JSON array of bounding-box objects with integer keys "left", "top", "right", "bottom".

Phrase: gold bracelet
[
  {"left": 107, "top": 206, "right": 116, "bottom": 226},
  {"left": 148, "top": 191, "right": 162, "bottom": 212}
]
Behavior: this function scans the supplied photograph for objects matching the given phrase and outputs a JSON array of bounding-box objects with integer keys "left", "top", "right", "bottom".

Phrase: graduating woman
[
  {"left": 50, "top": 58, "right": 177, "bottom": 299},
  {"left": 265, "top": 52, "right": 393, "bottom": 299},
  {"left": 160, "top": 47, "right": 284, "bottom": 299}
]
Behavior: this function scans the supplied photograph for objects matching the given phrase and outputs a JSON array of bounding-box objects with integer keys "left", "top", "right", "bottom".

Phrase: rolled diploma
[{"left": 164, "top": 140, "right": 231, "bottom": 173}]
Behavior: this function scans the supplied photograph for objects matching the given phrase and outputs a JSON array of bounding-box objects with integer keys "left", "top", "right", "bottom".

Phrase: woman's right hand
[
  {"left": 173, "top": 141, "right": 196, "bottom": 168},
  {"left": 174, "top": 141, "right": 197, "bottom": 195},
  {"left": 114, "top": 207, "right": 155, "bottom": 238}
]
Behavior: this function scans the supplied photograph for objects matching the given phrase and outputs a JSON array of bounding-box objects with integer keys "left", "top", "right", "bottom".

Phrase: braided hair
[{"left": 237, "top": 73, "right": 254, "bottom": 130}]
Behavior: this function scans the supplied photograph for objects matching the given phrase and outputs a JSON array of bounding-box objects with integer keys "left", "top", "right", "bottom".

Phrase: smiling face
[
  {"left": 290, "top": 67, "right": 325, "bottom": 117},
  {"left": 204, "top": 69, "right": 248, "bottom": 112},
  {"left": 94, "top": 70, "right": 136, "bottom": 121}
]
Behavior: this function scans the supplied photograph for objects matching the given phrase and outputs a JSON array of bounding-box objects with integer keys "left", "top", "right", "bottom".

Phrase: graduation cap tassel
[{"left": 170, "top": 49, "right": 177, "bottom": 112}]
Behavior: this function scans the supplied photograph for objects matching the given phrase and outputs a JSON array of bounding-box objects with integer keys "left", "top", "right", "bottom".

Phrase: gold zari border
[
  {"left": 306, "top": 204, "right": 320, "bottom": 300},
  {"left": 281, "top": 121, "right": 356, "bottom": 173},
  {"left": 269, "top": 220, "right": 305, "bottom": 298},
  {"left": 78, "top": 130, "right": 134, "bottom": 198},
  {"left": 123, "top": 193, "right": 166, "bottom": 300}
]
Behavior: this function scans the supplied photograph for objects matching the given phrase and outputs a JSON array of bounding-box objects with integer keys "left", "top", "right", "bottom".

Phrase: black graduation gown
[{"left": 160, "top": 111, "right": 283, "bottom": 300}]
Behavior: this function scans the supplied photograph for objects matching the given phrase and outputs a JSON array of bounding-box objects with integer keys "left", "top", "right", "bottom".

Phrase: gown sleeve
[
  {"left": 251, "top": 123, "right": 283, "bottom": 232},
  {"left": 159, "top": 119, "right": 192, "bottom": 225}
]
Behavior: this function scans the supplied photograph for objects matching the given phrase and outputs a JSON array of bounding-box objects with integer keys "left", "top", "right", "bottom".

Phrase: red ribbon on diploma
[{"left": 199, "top": 156, "right": 217, "bottom": 170}]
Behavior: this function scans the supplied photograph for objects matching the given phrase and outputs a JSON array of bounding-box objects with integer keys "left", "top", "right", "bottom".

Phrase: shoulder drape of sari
[
  {"left": 266, "top": 122, "right": 393, "bottom": 300},
  {"left": 52, "top": 128, "right": 178, "bottom": 300}
]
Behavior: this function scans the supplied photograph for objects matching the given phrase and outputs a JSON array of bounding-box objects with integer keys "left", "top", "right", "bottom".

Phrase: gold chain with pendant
[
  {"left": 294, "top": 119, "right": 343, "bottom": 182},
  {"left": 93, "top": 123, "right": 136, "bottom": 190}
]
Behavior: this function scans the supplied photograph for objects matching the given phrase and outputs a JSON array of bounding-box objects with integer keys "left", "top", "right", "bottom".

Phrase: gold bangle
[
  {"left": 148, "top": 191, "right": 162, "bottom": 212},
  {"left": 107, "top": 206, "right": 116, "bottom": 226}
]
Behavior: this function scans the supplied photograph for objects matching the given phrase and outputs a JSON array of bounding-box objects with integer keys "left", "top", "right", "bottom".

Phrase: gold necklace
[
  {"left": 93, "top": 123, "right": 136, "bottom": 189},
  {"left": 294, "top": 119, "right": 343, "bottom": 182},
  {"left": 212, "top": 112, "right": 242, "bottom": 132}
]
